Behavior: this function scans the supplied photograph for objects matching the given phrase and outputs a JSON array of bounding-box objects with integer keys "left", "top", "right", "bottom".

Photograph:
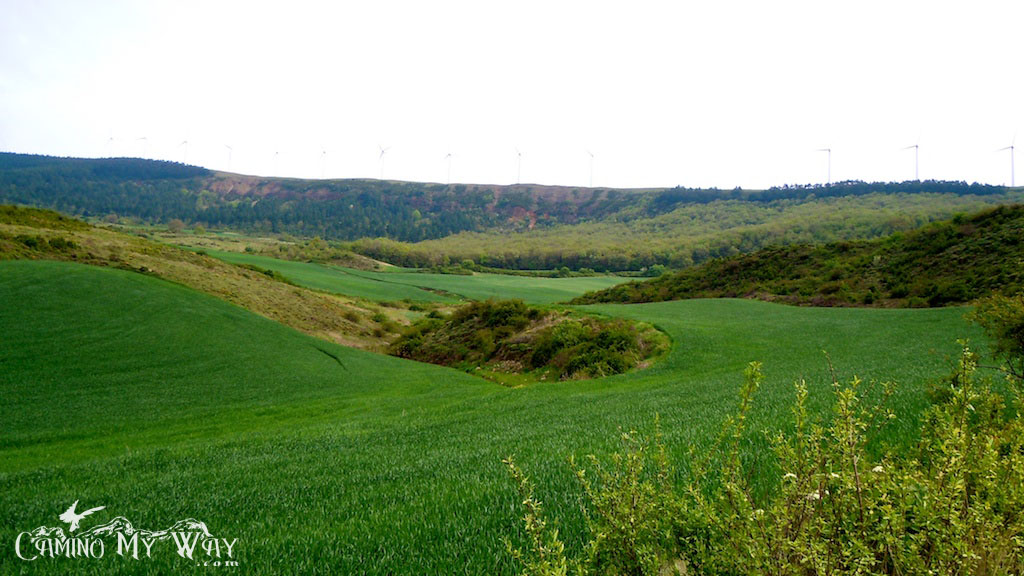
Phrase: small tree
[
  {"left": 971, "top": 292, "right": 1024, "bottom": 382},
  {"left": 166, "top": 218, "right": 185, "bottom": 233}
]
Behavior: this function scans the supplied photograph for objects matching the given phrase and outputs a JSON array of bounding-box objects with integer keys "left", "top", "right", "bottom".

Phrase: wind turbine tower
[
  {"left": 378, "top": 145, "right": 391, "bottom": 180},
  {"left": 903, "top": 143, "right": 919, "bottom": 181},
  {"left": 817, "top": 147, "right": 832, "bottom": 184},
  {"left": 225, "top": 144, "right": 233, "bottom": 171},
  {"left": 515, "top": 147, "right": 522, "bottom": 184},
  {"left": 586, "top": 150, "right": 595, "bottom": 187},
  {"left": 444, "top": 152, "right": 453, "bottom": 185},
  {"left": 999, "top": 137, "right": 1016, "bottom": 187}
]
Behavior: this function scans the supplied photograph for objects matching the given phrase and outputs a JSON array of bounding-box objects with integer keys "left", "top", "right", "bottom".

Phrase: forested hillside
[
  {"left": 363, "top": 187, "right": 1024, "bottom": 271},
  {"left": 572, "top": 204, "right": 1024, "bottom": 307},
  {"left": 0, "top": 153, "right": 652, "bottom": 241},
  {"left": 3, "top": 153, "right": 1022, "bottom": 272}
]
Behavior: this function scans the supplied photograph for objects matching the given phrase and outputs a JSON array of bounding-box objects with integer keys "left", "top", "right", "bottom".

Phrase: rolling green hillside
[
  {"left": 574, "top": 204, "right": 1024, "bottom": 308},
  {"left": 341, "top": 267, "right": 632, "bottom": 304},
  {"left": 0, "top": 259, "right": 983, "bottom": 574},
  {"left": 204, "top": 249, "right": 631, "bottom": 305},
  {"left": 204, "top": 249, "right": 458, "bottom": 303},
  {"left": 0, "top": 205, "right": 400, "bottom": 350}
]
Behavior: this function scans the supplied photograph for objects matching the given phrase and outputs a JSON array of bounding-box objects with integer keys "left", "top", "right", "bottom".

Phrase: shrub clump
[{"left": 389, "top": 299, "right": 667, "bottom": 381}]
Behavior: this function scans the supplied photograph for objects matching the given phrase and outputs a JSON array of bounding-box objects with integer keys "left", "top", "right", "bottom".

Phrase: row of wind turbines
[
  {"left": 104, "top": 136, "right": 588, "bottom": 185},
  {"left": 815, "top": 138, "right": 1016, "bottom": 187},
  {"left": 105, "top": 135, "right": 1017, "bottom": 188}
]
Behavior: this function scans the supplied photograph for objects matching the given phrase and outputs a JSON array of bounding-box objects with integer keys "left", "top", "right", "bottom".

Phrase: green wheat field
[{"left": 0, "top": 259, "right": 981, "bottom": 574}]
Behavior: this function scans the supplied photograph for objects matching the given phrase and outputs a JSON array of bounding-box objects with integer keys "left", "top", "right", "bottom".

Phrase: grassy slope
[
  {"left": 204, "top": 249, "right": 630, "bottom": 305},
  {"left": 342, "top": 267, "right": 630, "bottom": 304},
  {"left": 0, "top": 260, "right": 982, "bottom": 574},
  {"left": 204, "top": 249, "right": 456, "bottom": 303},
  {"left": 0, "top": 206, "right": 394, "bottom": 350},
  {"left": 574, "top": 204, "right": 1024, "bottom": 307}
]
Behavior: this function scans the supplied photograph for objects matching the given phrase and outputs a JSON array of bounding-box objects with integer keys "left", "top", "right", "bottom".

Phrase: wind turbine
[
  {"left": 320, "top": 148, "right": 327, "bottom": 179},
  {"left": 816, "top": 147, "right": 832, "bottom": 185},
  {"left": 903, "top": 142, "right": 919, "bottom": 181},
  {"left": 444, "top": 151, "right": 453, "bottom": 185},
  {"left": 179, "top": 140, "right": 189, "bottom": 164},
  {"left": 136, "top": 136, "right": 148, "bottom": 159},
  {"left": 273, "top": 150, "right": 280, "bottom": 174},
  {"left": 999, "top": 135, "right": 1016, "bottom": 187},
  {"left": 378, "top": 144, "right": 390, "bottom": 180},
  {"left": 106, "top": 134, "right": 115, "bottom": 157},
  {"left": 225, "top": 144, "right": 233, "bottom": 171},
  {"left": 586, "top": 150, "right": 595, "bottom": 187},
  {"left": 515, "top": 147, "right": 522, "bottom": 184}
]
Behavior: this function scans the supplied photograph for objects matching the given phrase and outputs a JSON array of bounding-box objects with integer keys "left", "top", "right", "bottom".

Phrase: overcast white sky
[{"left": 1, "top": 1, "right": 1021, "bottom": 188}]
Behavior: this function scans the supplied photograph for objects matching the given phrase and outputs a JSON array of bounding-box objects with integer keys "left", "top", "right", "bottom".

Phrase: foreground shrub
[{"left": 506, "top": 345, "right": 1024, "bottom": 575}]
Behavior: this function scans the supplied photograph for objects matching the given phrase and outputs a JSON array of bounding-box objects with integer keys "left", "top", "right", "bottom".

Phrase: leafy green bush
[
  {"left": 970, "top": 292, "right": 1024, "bottom": 382},
  {"left": 507, "top": 346, "right": 1024, "bottom": 575},
  {"left": 237, "top": 263, "right": 295, "bottom": 285},
  {"left": 390, "top": 299, "right": 666, "bottom": 382},
  {"left": 15, "top": 234, "right": 43, "bottom": 249},
  {"left": 531, "top": 320, "right": 587, "bottom": 368},
  {"left": 46, "top": 236, "right": 77, "bottom": 251}
]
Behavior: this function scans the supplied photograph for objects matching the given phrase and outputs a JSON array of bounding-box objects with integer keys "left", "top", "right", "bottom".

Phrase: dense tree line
[{"left": 645, "top": 179, "right": 1004, "bottom": 215}]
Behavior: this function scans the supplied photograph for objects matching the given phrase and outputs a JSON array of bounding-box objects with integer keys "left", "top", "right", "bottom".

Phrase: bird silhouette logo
[{"left": 58, "top": 500, "right": 105, "bottom": 532}]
